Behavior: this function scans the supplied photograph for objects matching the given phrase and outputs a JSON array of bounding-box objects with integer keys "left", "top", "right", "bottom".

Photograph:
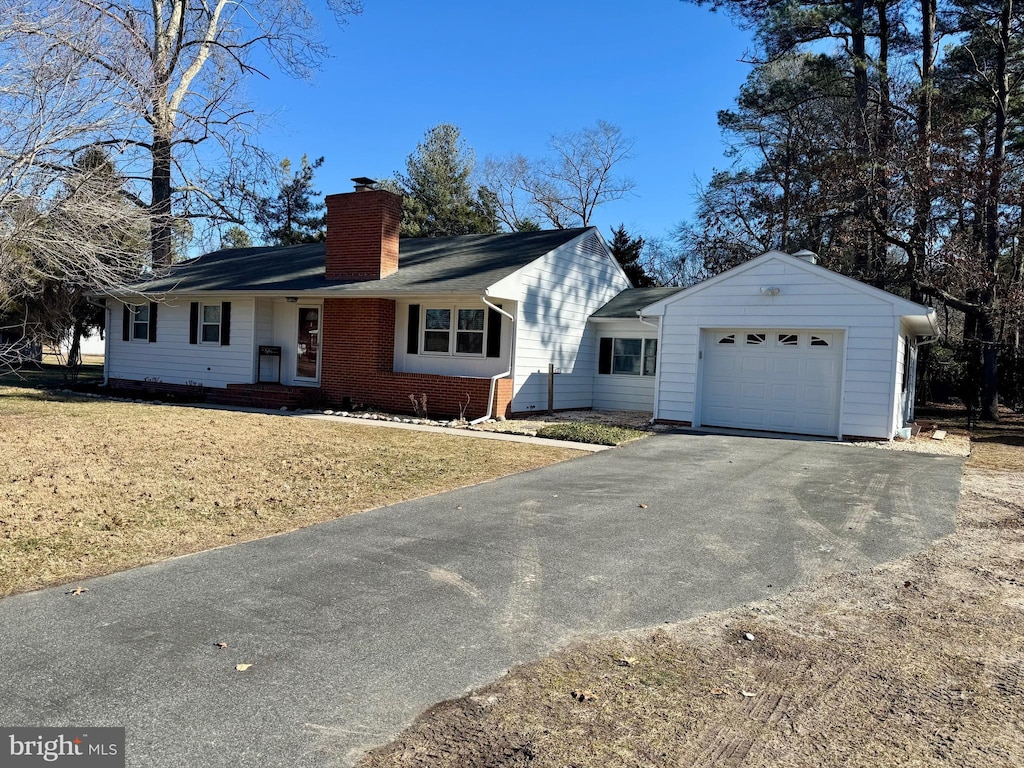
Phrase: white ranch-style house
[{"left": 103, "top": 179, "right": 938, "bottom": 439}]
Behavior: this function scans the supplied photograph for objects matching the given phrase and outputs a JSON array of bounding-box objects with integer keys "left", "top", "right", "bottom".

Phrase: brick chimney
[{"left": 325, "top": 178, "right": 402, "bottom": 281}]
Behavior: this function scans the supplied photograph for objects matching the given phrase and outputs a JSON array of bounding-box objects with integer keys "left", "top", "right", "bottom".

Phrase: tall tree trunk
[
  {"left": 851, "top": 0, "right": 871, "bottom": 277},
  {"left": 979, "top": 0, "right": 1012, "bottom": 421},
  {"left": 907, "top": 0, "right": 936, "bottom": 300},
  {"left": 873, "top": 0, "right": 893, "bottom": 288},
  {"left": 151, "top": 130, "right": 173, "bottom": 267}
]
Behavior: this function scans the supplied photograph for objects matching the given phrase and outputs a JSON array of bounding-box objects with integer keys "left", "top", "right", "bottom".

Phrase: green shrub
[{"left": 535, "top": 422, "right": 647, "bottom": 446}]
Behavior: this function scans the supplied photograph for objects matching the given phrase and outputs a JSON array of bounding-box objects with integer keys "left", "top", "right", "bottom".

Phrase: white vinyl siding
[
  {"left": 107, "top": 298, "right": 254, "bottom": 388},
  {"left": 593, "top": 319, "right": 658, "bottom": 411},
  {"left": 654, "top": 257, "right": 907, "bottom": 439},
  {"left": 510, "top": 232, "right": 630, "bottom": 413}
]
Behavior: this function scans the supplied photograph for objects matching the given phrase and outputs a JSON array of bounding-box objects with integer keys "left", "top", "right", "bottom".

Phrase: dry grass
[
  {"left": 0, "top": 386, "right": 581, "bottom": 596},
  {"left": 361, "top": 411, "right": 1024, "bottom": 768}
]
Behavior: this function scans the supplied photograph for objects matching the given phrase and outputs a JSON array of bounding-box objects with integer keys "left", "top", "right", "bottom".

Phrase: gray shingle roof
[
  {"left": 134, "top": 228, "right": 592, "bottom": 295},
  {"left": 591, "top": 287, "right": 685, "bottom": 317}
]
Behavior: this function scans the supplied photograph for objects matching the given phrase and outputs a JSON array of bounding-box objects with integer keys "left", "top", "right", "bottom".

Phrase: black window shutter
[
  {"left": 122, "top": 304, "right": 130, "bottom": 342},
  {"left": 189, "top": 302, "right": 199, "bottom": 344},
  {"left": 220, "top": 302, "right": 231, "bottom": 346},
  {"left": 407, "top": 303, "right": 420, "bottom": 354},
  {"left": 598, "top": 337, "right": 613, "bottom": 375},
  {"left": 486, "top": 306, "right": 502, "bottom": 358}
]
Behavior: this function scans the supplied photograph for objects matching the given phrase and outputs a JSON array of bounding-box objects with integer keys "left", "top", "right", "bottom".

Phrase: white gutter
[
  {"left": 470, "top": 294, "right": 516, "bottom": 425},
  {"left": 637, "top": 312, "right": 658, "bottom": 329}
]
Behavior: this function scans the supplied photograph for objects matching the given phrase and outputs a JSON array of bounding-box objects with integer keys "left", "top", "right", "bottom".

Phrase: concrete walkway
[{"left": 0, "top": 432, "right": 963, "bottom": 767}]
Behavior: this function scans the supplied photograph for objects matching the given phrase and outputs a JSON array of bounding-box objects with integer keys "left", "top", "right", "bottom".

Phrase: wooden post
[{"left": 547, "top": 363, "right": 555, "bottom": 415}]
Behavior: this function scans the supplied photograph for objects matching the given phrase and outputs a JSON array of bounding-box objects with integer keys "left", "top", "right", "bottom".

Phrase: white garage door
[{"left": 700, "top": 329, "right": 843, "bottom": 437}]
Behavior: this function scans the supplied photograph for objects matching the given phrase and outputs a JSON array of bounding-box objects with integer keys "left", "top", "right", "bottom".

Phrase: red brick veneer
[{"left": 320, "top": 297, "right": 512, "bottom": 420}]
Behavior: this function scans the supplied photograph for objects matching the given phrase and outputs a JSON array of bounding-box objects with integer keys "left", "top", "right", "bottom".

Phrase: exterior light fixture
[
  {"left": 760, "top": 287, "right": 781, "bottom": 296},
  {"left": 285, "top": 296, "right": 298, "bottom": 303}
]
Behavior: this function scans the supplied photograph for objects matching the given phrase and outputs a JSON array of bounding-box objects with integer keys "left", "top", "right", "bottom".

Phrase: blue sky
[{"left": 246, "top": 0, "right": 754, "bottom": 242}]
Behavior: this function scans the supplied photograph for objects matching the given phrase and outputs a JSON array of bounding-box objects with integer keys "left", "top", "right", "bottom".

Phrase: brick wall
[
  {"left": 321, "top": 298, "right": 512, "bottom": 420},
  {"left": 324, "top": 188, "right": 402, "bottom": 280}
]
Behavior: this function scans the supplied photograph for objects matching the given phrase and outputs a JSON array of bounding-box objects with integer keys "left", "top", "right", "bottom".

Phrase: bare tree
[
  {"left": 482, "top": 153, "right": 540, "bottom": 231},
  {"left": 485, "top": 120, "right": 637, "bottom": 230},
  {"left": 0, "top": 3, "right": 151, "bottom": 372},
  {"left": 21, "top": 0, "right": 362, "bottom": 266}
]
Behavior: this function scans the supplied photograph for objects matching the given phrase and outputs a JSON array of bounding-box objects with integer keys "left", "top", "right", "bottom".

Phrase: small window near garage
[
  {"left": 811, "top": 334, "right": 831, "bottom": 347},
  {"left": 456, "top": 309, "right": 485, "bottom": 354},
  {"left": 778, "top": 333, "right": 799, "bottom": 346},
  {"left": 718, "top": 334, "right": 736, "bottom": 344},
  {"left": 423, "top": 309, "right": 451, "bottom": 353},
  {"left": 599, "top": 338, "right": 657, "bottom": 377},
  {"left": 132, "top": 304, "right": 150, "bottom": 340},
  {"left": 613, "top": 338, "right": 643, "bottom": 374},
  {"left": 746, "top": 333, "right": 766, "bottom": 345},
  {"left": 201, "top": 304, "right": 221, "bottom": 343}
]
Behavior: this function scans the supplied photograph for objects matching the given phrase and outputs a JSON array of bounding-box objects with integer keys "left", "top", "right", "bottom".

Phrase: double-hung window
[
  {"left": 123, "top": 301, "right": 157, "bottom": 343},
  {"left": 422, "top": 306, "right": 486, "bottom": 356},
  {"left": 132, "top": 304, "right": 150, "bottom": 340},
  {"left": 201, "top": 304, "right": 221, "bottom": 343},
  {"left": 599, "top": 337, "right": 658, "bottom": 376},
  {"left": 455, "top": 309, "right": 485, "bottom": 354},
  {"left": 423, "top": 308, "right": 452, "bottom": 353}
]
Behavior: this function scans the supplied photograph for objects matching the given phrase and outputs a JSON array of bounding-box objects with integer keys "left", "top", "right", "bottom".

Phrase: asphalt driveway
[{"left": 0, "top": 433, "right": 962, "bottom": 766}]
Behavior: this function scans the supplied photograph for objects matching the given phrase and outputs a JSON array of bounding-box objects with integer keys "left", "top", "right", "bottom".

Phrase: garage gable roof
[{"left": 638, "top": 250, "right": 937, "bottom": 328}]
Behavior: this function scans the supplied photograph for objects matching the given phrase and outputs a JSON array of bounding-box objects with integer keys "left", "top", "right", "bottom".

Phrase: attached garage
[
  {"left": 699, "top": 328, "right": 843, "bottom": 437},
  {"left": 638, "top": 251, "right": 939, "bottom": 440}
]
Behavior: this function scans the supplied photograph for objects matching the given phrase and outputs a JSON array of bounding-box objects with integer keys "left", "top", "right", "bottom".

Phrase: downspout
[{"left": 470, "top": 295, "right": 516, "bottom": 425}]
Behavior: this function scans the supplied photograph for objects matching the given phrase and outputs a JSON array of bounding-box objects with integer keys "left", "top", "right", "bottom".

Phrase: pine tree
[
  {"left": 254, "top": 155, "right": 326, "bottom": 246},
  {"left": 396, "top": 124, "right": 498, "bottom": 237},
  {"left": 609, "top": 224, "right": 655, "bottom": 287}
]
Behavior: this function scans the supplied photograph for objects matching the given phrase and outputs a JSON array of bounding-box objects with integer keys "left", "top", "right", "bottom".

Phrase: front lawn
[{"left": 0, "top": 386, "right": 581, "bottom": 596}]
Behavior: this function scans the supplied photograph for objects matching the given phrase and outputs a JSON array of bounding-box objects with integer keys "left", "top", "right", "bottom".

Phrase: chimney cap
[{"left": 351, "top": 176, "right": 377, "bottom": 191}]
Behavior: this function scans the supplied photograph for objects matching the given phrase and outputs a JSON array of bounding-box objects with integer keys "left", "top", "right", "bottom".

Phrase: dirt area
[
  {"left": 359, "top": 414, "right": 1024, "bottom": 768},
  {"left": 0, "top": 386, "right": 581, "bottom": 596}
]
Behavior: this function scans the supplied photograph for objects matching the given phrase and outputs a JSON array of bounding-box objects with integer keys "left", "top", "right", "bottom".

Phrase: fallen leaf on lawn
[
  {"left": 215, "top": 642, "right": 228, "bottom": 649},
  {"left": 741, "top": 690, "right": 757, "bottom": 698},
  {"left": 571, "top": 689, "right": 598, "bottom": 702},
  {"left": 710, "top": 687, "right": 728, "bottom": 696},
  {"left": 66, "top": 587, "right": 89, "bottom": 596},
  {"left": 235, "top": 663, "right": 253, "bottom": 672},
  {"left": 638, "top": 503, "right": 648, "bottom": 509},
  {"left": 614, "top": 656, "right": 638, "bottom": 667}
]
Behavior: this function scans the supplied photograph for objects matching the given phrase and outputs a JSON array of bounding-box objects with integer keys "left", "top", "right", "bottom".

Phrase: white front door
[{"left": 699, "top": 329, "right": 843, "bottom": 437}]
